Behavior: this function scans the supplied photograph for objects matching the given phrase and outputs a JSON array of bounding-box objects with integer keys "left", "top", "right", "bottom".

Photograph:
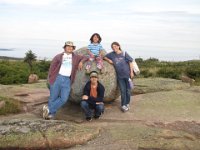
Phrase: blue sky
[{"left": 0, "top": 0, "right": 200, "bottom": 60}]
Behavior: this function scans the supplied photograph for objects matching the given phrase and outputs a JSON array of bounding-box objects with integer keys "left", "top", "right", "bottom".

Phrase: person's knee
[
  {"left": 96, "top": 104, "right": 104, "bottom": 112},
  {"left": 80, "top": 100, "right": 88, "bottom": 108},
  {"left": 60, "top": 96, "right": 68, "bottom": 104},
  {"left": 119, "top": 86, "right": 126, "bottom": 93},
  {"left": 127, "top": 89, "right": 131, "bottom": 95},
  {"left": 120, "top": 91, "right": 126, "bottom": 97}
]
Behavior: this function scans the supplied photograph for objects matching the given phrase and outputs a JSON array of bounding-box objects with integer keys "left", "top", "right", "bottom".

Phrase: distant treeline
[
  {"left": 0, "top": 56, "right": 24, "bottom": 60},
  {"left": 0, "top": 58, "right": 200, "bottom": 85}
]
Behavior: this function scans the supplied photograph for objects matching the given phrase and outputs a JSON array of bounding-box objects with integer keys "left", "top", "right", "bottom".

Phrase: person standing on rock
[
  {"left": 81, "top": 71, "right": 105, "bottom": 121},
  {"left": 104, "top": 42, "right": 134, "bottom": 112},
  {"left": 43, "top": 41, "right": 87, "bottom": 120},
  {"left": 85, "top": 33, "right": 104, "bottom": 74}
]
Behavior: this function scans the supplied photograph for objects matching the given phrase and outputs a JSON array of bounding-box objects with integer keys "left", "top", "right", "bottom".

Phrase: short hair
[
  {"left": 90, "top": 33, "right": 102, "bottom": 43},
  {"left": 89, "top": 71, "right": 99, "bottom": 78}
]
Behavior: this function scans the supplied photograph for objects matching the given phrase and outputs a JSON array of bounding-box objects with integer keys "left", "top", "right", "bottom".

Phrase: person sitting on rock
[
  {"left": 104, "top": 42, "right": 134, "bottom": 112},
  {"left": 85, "top": 33, "right": 104, "bottom": 74},
  {"left": 81, "top": 71, "right": 105, "bottom": 121},
  {"left": 42, "top": 41, "right": 87, "bottom": 120}
]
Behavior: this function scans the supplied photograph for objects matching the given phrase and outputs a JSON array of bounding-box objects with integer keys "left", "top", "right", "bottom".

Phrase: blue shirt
[
  {"left": 105, "top": 51, "right": 133, "bottom": 79},
  {"left": 88, "top": 43, "right": 103, "bottom": 56}
]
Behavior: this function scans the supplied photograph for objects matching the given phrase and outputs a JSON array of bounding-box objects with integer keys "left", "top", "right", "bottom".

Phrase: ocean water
[{"left": 0, "top": 38, "right": 199, "bottom": 61}]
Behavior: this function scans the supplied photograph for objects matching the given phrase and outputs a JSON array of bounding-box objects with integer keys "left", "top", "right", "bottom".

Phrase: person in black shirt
[{"left": 81, "top": 71, "right": 105, "bottom": 121}]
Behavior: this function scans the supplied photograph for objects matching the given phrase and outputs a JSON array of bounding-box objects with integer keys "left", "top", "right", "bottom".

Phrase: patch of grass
[
  {"left": 18, "top": 80, "right": 48, "bottom": 89},
  {"left": 194, "top": 78, "right": 200, "bottom": 86},
  {"left": 0, "top": 96, "right": 21, "bottom": 115}
]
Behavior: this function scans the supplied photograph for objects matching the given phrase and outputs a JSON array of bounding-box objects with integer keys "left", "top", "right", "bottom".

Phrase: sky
[{"left": 0, "top": 0, "right": 200, "bottom": 60}]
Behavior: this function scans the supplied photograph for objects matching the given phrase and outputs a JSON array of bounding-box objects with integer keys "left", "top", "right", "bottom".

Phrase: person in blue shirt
[
  {"left": 104, "top": 42, "right": 134, "bottom": 112},
  {"left": 86, "top": 33, "right": 104, "bottom": 74}
]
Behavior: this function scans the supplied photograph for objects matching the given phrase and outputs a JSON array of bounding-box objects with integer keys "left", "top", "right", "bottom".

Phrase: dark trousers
[{"left": 81, "top": 100, "right": 104, "bottom": 118}]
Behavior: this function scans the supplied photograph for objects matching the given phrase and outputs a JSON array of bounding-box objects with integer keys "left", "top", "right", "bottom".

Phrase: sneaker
[
  {"left": 86, "top": 117, "right": 92, "bottom": 121},
  {"left": 86, "top": 64, "right": 90, "bottom": 70},
  {"left": 121, "top": 105, "right": 129, "bottom": 112},
  {"left": 126, "top": 104, "right": 130, "bottom": 110},
  {"left": 99, "top": 69, "right": 104, "bottom": 74},
  {"left": 85, "top": 69, "right": 90, "bottom": 75},
  {"left": 42, "top": 105, "right": 49, "bottom": 119},
  {"left": 94, "top": 115, "right": 100, "bottom": 119},
  {"left": 46, "top": 114, "right": 55, "bottom": 120}
]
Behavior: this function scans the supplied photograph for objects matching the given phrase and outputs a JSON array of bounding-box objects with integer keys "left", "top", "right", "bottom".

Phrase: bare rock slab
[{"left": 0, "top": 119, "right": 100, "bottom": 149}]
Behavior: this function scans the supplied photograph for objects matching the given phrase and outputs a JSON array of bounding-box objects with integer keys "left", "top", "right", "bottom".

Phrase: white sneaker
[
  {"left": 126, "top": 104, "right": 130, "bottom": 110},
  {"left": 121, "top": 105, "right": 129, "bottom": 112},
  {"left": 42, "top": 105, "right": 49, "bottom": 119},
  {"left": 46, "top": 114, "right": 55, "bottom": 120}
]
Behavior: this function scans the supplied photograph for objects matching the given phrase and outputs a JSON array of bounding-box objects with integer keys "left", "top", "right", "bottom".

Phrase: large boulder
[
  {"left": 69, "top": 47, "right": 120, "bottom": 103},
  {"left": 28, "top": 74, "right": 39, "bottom": 84},
  {"left": 181, "top": 75, "right": 195, "bottom": 85},
  {"left": 0, "top": 101, "right": 5, "bottom": 109}
]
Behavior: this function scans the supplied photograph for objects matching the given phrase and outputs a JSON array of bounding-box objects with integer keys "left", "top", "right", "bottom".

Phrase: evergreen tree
[{"left": 24, "top": 50, "right": 37, "bottom": 72}]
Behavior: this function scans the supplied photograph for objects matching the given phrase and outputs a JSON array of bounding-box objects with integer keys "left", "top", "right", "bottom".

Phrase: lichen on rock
[
  {"left": 69, "top": 47, "right": 120, "bottom": 103},
  {"left": 0, "top": 119, "right": 100, "bottom": 149}
]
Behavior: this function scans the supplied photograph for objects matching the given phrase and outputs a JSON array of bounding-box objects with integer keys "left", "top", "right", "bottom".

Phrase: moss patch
[{"left": 0, "top": 131, "right": 45, "bottom": 148}]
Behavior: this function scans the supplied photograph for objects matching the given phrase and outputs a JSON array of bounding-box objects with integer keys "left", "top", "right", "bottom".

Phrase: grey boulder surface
[{"left": 69, "top": 47, "right": 120, "bottom": 103}]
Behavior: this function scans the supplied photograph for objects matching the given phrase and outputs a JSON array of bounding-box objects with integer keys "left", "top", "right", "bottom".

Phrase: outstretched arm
[
  {"left": 78, "top": 55, "right": 88, "bottom": 70},
  {"left": 104, "top": 57, "right": 113, "bottom": 64}
]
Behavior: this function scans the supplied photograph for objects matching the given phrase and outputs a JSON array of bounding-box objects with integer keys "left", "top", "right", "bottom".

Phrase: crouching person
[{"left": 81, "top": 71, "right": 105, "bottom": 121}]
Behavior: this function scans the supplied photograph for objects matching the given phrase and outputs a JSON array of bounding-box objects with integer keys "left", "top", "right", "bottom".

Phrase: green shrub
[
  {"left": 0, "top": 96, "right": 21, "bottom": 115},
  {"left": 157, "top": 67, "right": 180, "bottom": 79},
  {"left": 0, "top": 60, "right": 50, "bottom": 84},
  {"left": 186, "top": 67, "right": 200, "bottom": 80},
  {"left": 136, "top": 58, "right": 200, "bottom": 85},
  {"left": 140, "top": 69, "right": 153, "bottom": 78},
  {"left": 0, "top": 62, "right": 29, "bottom": 84},
  {"left": 135, "top": 58, "right": 143, "bottom": 64}
]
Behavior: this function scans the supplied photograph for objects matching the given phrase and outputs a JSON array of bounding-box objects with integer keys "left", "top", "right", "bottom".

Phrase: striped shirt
[{"left": 88, "top": 43, "right": 103, "bottom": 56}]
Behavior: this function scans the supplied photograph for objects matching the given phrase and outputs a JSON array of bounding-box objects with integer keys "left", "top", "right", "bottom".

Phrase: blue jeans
[
  {"left": 48, "top": 74, "right": 71, "bottom": 115},
  {"left": 118, "top": 78, "right": 131, "bottom": 106},
  {"left": 81, "top": 100, "right": 104, "bottom": 118}
]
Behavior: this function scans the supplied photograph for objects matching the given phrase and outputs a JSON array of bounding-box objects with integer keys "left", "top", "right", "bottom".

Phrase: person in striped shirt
[{"left": 86, "top": 33, "right": 104, "bottom": 74}]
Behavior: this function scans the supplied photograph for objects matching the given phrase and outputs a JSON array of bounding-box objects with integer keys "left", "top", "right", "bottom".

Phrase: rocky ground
[{"left": 0, "top": 78, "right": 200, "bottom": 150}]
